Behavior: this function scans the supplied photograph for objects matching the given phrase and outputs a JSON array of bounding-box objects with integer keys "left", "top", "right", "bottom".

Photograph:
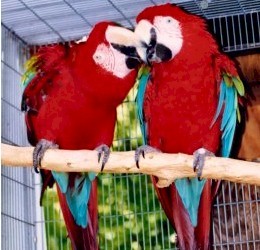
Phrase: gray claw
[
  {"left": 33, "top": 139, "right": 59, "bottom": 173},
  {"left": 135, "top": 145, "right": 160, "bottom": 169},
  {"left": 193, "top": 148, "right": 214, "bottom": 179},
  {"left": 95, "top": 144, "right": 110, "bottom": 172}
]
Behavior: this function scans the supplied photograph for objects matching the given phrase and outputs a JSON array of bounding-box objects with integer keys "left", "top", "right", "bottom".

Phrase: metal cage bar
[{"left": 1, "top": 1, "right": 260, "bottom": 249}]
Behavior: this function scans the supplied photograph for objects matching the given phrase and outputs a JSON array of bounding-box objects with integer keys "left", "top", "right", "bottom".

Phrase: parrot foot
[
  {"left": 134, "top": 145, "right": 160, "bottom": 168},
  {"left": 33, "top": 139, "right": 59, "bottom": 173},
  {"left": 193, "top": 148, "right": 214, "bottom": 180},
  {"left": 95, "top": 144, "right": 110, "bottom": 172}
]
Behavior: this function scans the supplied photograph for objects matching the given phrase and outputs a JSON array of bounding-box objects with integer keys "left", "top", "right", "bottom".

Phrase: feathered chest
[
  {"left": 143, "top": 65, "right": 221, "bottom": 152},
  {"left": 144, "top": 66, "right": 218, "bottom": 120}
]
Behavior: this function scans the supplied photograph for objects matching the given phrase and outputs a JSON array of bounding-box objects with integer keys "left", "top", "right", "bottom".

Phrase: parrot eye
[
  {"left": 94, "top": 54, "right": 102, "bottom": 61},
  {"left": 165, "top": 17, "right": 176, "bottom": 25},
  {"left": 152, "top": 16, "right": 183, "bottom": 62},
  {"left": 93, "top": 43, "right": 109, "bottom": 65}
]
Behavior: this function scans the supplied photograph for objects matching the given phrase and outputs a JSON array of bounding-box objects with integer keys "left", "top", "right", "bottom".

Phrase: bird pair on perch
[{"left": 2, "top": 3, "right": 259, "bottom": 250}]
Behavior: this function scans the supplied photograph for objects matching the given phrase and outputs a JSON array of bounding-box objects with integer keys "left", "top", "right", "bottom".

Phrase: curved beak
[
  {"left": 134, "top": 20, "right": 157, "bottom": 64},
  {"left": 135, "top": 20, "right": 173, "bottom": 64},
  {"left": 105, "top": 22, "right": 172, "bottom": 66},
  {"left": 105, "top": 25, "right": 142, "bottom": 68}
]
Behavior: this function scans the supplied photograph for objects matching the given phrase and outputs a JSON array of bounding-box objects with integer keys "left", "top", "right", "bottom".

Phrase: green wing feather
[
  {"left": 212, "top": 72, "right": 245, "bottom": 157},
  {"left": 21, "top": 55, "right": 38, "bottom": 88}
]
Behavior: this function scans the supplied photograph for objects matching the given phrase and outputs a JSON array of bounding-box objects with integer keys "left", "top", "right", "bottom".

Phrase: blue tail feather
[
  {"left": 175, "top": 178, "right": 206, "bottom": 226},
  {"left": 52, "top": 171, "right": 69, "bottom": 193},
  {"left": 65, "top": 174, "right": 92, "bottom": 228},
  {"left": 52, "top": 172, "right": 92, "bottom": 228},
  {"left": 88, "top": 172, "right": 96, "bottom": 181}
]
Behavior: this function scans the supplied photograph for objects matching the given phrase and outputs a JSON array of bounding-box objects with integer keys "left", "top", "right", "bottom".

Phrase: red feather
[
  {"left": 137, "top": 4, "right": 240, "bottom": 249},
  {"left": 57, "top": 180, "right": 98, "bottom": 250},
  {"left": 23, "top": 22, "right": 138, "bottom": 249}
]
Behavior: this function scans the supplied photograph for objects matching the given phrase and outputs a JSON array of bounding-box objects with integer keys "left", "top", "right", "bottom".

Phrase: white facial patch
[
  {"left": 93, "top": 43, "right": 132, "bottom": 78},
  {"left": 134, "top": 19, "right": 156, "bottom": 62},
  {"left": 154, "top": 16, "right": 183, "bottom": 59}
]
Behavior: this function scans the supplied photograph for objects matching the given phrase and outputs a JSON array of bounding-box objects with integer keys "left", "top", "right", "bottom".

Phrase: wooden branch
[{"left": 1, "top": 143, "right": 260, "bottom": 187}]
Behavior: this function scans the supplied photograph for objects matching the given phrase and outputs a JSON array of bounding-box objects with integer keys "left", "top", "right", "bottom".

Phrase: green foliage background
[{"left": 42, "top": 88, "right": 175, "bottom": 250}]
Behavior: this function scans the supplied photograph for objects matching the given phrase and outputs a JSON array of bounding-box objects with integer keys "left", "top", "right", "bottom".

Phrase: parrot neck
[
  {"left": 68, "top": 44, "right": 138, "bottom": 107},
  {"left": 151, "top": 39, "right": 219, "bottom": 86},
  {"left": 159, "top": 21, "right": 220, "bottom": 73},
  {"left": 73, "top": 64, "right": 137, "bottom": 107}
]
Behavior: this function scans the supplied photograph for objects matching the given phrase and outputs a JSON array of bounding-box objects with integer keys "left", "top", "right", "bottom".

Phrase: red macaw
[
  {"left": 133, "top": 4, "right": 245, "bottom": 249},
  {"left": 21, "top": 21, "right": 140, "bottom": 250}
]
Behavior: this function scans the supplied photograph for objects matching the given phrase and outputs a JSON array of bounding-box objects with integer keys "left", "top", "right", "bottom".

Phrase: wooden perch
[{"left": 1, "top": 143, "right": 260, "bottom": 187}]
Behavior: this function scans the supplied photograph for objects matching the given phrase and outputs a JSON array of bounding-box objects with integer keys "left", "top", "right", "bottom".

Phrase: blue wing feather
[
  {"left": 221, "top": 86, "right": 235, "bottom": 130},
  {"left": 136, "top": 66, "right": 150, "bottom": 145},
  {"left": 211, "top": 80, "right": 225, "bottom": 126},
  {"left": 213, "top": 73, "right": 244, "bottom": 157}
]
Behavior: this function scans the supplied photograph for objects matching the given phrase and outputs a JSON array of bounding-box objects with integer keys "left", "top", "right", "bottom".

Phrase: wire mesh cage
[
  {"left": 1, "top": 26, "right": 37, "bottom": 250},
  {"left": 1, "top": 1, "right": 260, "bottom": 250}
]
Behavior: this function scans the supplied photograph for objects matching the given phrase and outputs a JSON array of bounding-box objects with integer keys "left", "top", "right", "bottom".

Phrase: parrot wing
[
  {"left": 212, "top": 72, "right": 245, "bottom": 157},
  {"left": 21, "top": 45, "right": 68, "bottom": 200},
  {"left": 136, "top": 65, "right": 151, "bottom": 144},
  {"left": 21, "top": 44, "right": 68, "bottom": 145},
  {"left": 21, "top": 45, "right": 96, "bottom": 228}
]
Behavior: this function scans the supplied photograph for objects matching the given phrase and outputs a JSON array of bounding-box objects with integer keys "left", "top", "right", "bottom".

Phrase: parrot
[
  {"left": 132, "top": 4, "right": 245, "bottom": 249},
  {"left": 21, "top": 21, "right": 140, "bottom": 250},
  {"left": 213, "top": 53, "right": 260, "bottom": 247}
]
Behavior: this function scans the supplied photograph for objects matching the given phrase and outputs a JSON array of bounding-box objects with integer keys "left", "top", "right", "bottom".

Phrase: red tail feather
[
  {"left": 152, "top": 176, "right": 195, "bottom": 249},
  {"left": 56, "top": 180, "right": 98, "bottom": 250},
  {"left": 152, "top": 177, "right": 220, "bottom": 249}
]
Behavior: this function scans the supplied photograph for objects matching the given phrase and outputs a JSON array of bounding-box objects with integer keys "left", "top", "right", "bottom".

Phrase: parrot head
[
  {"left": 73, "top": 21, "right": 142, "bottom": 105},
  {"left": 92, "top": 22, "right": 141, "bottom": 77},
  {"left": 134, "top": 4, "right": 217, "bottom": 65},
  {"left": 75, "top": 21, "right": 141, "bottom": 77}
]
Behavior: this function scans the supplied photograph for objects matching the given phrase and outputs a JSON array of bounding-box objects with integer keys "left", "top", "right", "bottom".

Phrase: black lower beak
[
  {"left": 125, "top": 57, "right": 141, "bottom": 69},
  {"left": 146, "top": 28, "right": 157, "bottom": 64},
  {"left": 111, "top": 43, "right": 139, "bottom": 58},
  {"left": 155, "top": 44, "right": 172, "bottom": 62},
  {"left": 111, "top": 43, "right": 142, "bottom": 69}
]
